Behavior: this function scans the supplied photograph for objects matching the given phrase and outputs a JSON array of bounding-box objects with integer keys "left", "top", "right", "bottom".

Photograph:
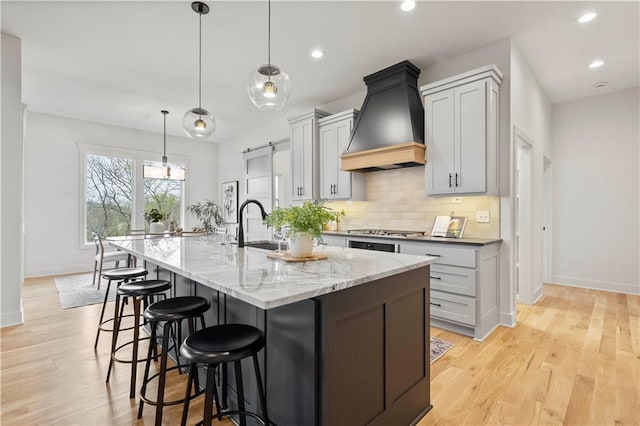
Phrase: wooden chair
[{"left": 92, "top": 233, "right": 130, "bottom": 289}]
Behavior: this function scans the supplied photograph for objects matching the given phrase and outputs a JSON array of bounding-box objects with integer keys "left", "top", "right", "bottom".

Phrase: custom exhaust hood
[{"left": 341, "top": 60, "right": 425, "bottom": 172}]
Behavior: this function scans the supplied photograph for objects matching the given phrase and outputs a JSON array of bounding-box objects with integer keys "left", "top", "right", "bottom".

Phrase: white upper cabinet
[
  {"left": 318, "top": 109, "right": 365, "bottom": 200},
  {"left": 287, "top": 109, "right": 330, "bottom": 201},
  {"left": 421, "top": 65, "right": 502, "bottom": 196}
]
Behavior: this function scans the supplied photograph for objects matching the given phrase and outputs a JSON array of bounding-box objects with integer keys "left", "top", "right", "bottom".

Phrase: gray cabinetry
[
  {"left": 421, "top": 65, "right": 502, "bottom": 195},
  {"left": 401, "top": 240, "right": 499, "bottom": 341},
  {"left": 287, "top": 109, "right": 329, "bottom": 201},
  {"left": 318, "top": 109, "right": 365, "bottom": 200},
  {"left": 321, "top": 234, "right": 500, "bottom": 341}
]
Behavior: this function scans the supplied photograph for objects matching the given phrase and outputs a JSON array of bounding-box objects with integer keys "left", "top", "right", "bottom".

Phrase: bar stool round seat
[
  {"left": 107, "top": 279, "right": 172, "bottom": 399},
  {"left": 180, "top": 324, "right": 270, "bottom": 426},
  {"left": 118, "top": 279, "right": 172, "bottom": 296},
  {"left": 103, "top": 267, "right": 148, "bottom": 281},
  {"left": 94, "top": 267, "right": 149, "bottom": 350},
  {"left": 138, "top": 296, "right": 210, "bottom": 425}
]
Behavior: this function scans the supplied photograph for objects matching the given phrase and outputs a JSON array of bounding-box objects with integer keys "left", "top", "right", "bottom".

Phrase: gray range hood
[{"left": 341, "top": 60, "right": 425, "bottom": 172}]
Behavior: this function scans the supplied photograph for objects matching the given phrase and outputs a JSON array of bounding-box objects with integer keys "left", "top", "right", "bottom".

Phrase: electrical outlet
[
  {"left": 477, "top": 211, "right": 490, "bottom": 223},
  {"left": 452, "top": 197, "right": 463, "bottom": 203}
]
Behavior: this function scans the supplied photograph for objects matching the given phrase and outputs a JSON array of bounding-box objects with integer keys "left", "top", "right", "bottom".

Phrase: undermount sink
[{"left": 244, "top": 240, "right": 287, "bottom": 251}]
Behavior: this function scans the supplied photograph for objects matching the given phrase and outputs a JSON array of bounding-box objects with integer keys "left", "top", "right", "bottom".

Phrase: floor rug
[
  {"left": 430, "top": 336, "right": 453, "bottom": 363},
  {"left": 54, "top": 273, "right": 117, "bottom": 309}
]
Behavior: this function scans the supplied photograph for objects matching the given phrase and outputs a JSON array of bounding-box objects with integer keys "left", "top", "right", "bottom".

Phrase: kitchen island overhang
[{"left": 109, "top": 236, "right": 437, "bottom": 425}]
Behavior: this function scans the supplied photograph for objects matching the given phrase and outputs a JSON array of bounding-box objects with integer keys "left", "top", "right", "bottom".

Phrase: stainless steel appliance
[
  {"left": 347, "top": 229, "right": 424, "bottom": 238},
  {"left": 348, "top": 240, "right": 400, "bottom": 252},
  {"left": 345, "top": 229, "right": 424, "bottom": 252}
]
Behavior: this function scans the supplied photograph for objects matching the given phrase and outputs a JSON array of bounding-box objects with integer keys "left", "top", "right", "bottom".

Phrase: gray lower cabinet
[
  {"left": 146, "top": 261, "right": 432, "bottom": 425},
  {"left": 400, "top": 240, "right": 499, "bottom": 341},
  {"left": 321, "top": 234, "right": 500, "bottom": 341}
]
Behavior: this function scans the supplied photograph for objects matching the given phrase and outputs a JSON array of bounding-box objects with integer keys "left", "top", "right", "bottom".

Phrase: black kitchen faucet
[{"left": 237, "top": 199, "right": 269, "bottom": 248}]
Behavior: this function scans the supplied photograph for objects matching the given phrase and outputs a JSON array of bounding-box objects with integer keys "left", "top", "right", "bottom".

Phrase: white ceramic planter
[
  {"left": 288, "top": 232, "right": 314, "bottom": 257},
  {"left": 149, "top": 221, "right": 165, "bottom": 234}
]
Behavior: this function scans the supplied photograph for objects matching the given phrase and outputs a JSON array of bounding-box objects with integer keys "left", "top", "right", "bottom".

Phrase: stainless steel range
[
  {"left": 346, "top": 229, "right": 425, "bottom": 252},
  {"left": 347, "top": 229, "right": 425, "bottom": 238}
]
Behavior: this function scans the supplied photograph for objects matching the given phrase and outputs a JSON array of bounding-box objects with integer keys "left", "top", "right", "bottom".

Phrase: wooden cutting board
[{"left": 267, "top": 251, "right": 328, "bottom": 262}]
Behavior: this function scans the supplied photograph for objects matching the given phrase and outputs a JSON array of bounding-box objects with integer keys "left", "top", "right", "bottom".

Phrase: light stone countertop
[{"left": 108, "top": 236, "right": 436, "bottom": 310}]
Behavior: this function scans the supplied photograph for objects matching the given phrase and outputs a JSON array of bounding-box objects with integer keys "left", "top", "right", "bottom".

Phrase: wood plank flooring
[{"left": 1, "top": 277, "right": 639, "bottom": 425}]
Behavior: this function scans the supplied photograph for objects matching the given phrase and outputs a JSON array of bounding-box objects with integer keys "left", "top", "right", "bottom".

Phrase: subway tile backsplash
[{"left": 325, "top": 167, "right": 500, "bottom": 239}]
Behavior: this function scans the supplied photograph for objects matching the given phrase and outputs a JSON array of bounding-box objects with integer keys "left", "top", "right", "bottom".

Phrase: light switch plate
[{"left": 477, "top": 211, "right": 490, "bottom": 223}]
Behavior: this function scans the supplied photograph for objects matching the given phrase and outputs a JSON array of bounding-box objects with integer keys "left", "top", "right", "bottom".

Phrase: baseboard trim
[
  {"left": 1, "top": 309, "right": 24, "bottom": 328},
  {"left": 552, "top": 275, "right": 640, "bottom": 295},
  {"left": 500, "top": 311, "right": 516, "bottom": 327},
  {"left": 25, "top": 264, "right": 90, "bottom": 279}
]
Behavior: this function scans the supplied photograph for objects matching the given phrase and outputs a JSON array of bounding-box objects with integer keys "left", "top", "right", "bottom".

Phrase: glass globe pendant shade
[
  {"left": 247, "top": 64, "right": 291, "bottom": 111},
  {"left": 182, "top": 107, "right": 216, "bottom": 139}
]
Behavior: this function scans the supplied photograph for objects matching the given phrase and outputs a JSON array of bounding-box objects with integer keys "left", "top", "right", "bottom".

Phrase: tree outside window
[
  {"left": 86, "top": 154, "right": 132, "bottom": 240},
  {"left": 85, "top": 153, "right": 184, "bottom": 242}
]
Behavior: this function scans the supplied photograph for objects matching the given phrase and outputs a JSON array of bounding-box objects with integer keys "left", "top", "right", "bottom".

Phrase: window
[
  {"left": 85, "top": 154, "right": 133, "bottom": 241},
  {"left": 144, "top": 175, "right": 182, "bottom": 228},
  {"left": 81, "top": 144, "right": 186, "bottom": 244}
]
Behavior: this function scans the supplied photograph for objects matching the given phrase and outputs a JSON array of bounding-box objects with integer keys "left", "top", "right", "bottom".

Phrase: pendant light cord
[
  {"left": 267, "top": 0, "right": 271, "bottom": 68},
  {"left": 163, "top": 113, "right": 167, "bottom": 157},
  {"left": 198, "top": 10, "right": 202, "bottom": 110}
]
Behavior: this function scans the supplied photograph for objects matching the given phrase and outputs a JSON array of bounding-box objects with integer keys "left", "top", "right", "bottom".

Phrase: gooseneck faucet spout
[{"left": 238, "top": 199, "right": 269, "bottom": 248}]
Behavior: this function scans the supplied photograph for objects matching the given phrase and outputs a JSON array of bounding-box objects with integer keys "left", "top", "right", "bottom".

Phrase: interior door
[{"left": 243, "top": 146, "right": 273, "bottom": 242}]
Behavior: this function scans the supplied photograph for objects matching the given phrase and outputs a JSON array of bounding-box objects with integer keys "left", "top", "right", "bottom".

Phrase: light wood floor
[{"left": 1, "top": 277, "right": 639, "bottom": 425}]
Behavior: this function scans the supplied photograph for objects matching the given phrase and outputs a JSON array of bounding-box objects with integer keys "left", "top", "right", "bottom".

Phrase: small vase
[
  {"left": 149, "top": 221, "right": 165, "bottom": 234},
  {"left": 287, "top": 232, "right": 314, "bottom": 257}
]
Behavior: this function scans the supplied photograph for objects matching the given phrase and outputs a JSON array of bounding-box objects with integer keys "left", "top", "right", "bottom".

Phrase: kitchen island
[{"left": 109, "top": 236, "right": 437, "bottom": 425}]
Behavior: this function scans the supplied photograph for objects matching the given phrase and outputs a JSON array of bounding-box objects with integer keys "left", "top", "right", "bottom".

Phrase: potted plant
[
  {"left": 145, "top": 208, "right": 166, "bottom": 234},
  {"left": 264, "top": 201, "right": 338, "bottom": 257},
  {"left": 186, "top": 199, "right": 223, "bottom": 234}
]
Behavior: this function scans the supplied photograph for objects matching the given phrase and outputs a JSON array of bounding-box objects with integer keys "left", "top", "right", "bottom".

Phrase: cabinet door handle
[
  {"left": 425, "top": 253, "right": 441, "bottom": 257},
  {"left": 448, "top": 173, "right": 452, "bottom": 188},
  {"left": 430, "top": 302, "right": 442, "bottom": 307},
  {"left": 330, "top": 184, "right": 334, "bottom": 195},
  {"left": 430, "top": 276, "right": 442, "bottom": 280},
  {"left": 299, "top": 186, "right": 303, "bottom": 196},
  {"left": 455, "top": 173, "right": 459, "bottom": 187},
  {"left": 333, "top": 184, "right": 337, "bottom": 195}
]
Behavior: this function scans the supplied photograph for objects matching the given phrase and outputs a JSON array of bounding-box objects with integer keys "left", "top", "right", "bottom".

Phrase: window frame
[{"left": 78, "top": 143, "right": 189, "bottom": 248}]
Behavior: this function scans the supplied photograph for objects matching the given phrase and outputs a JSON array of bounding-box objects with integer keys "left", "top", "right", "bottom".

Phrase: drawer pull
[
  {"left": 425, "top": 253, "right": 441, "bottom": 257},
  {"left": 430, "top": 276, "right": 442, "bottom": 280},
  {"left": 430, "top": 302, "right": 442, "bottom": 307}
]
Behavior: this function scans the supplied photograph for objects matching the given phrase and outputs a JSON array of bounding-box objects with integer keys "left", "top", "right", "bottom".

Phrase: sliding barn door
[{"left": 243, "top": 146, "right": 273, "bottom": 242}]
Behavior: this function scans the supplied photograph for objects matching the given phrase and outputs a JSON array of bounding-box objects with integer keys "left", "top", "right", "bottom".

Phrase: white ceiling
[{"left": 2, "top": 1, "right": 638, "bottom": 142}]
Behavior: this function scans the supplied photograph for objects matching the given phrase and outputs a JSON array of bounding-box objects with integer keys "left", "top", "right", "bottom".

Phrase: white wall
[
  {"left": 552, "top": 88, "right": 639, "bottom": 295},
  {"left": 23, "top": 111, "right": 218, "bottom": 277},
  {"left": 510, "top": 43, "right": 553, "bottom": 305},
  {"left": 1, "top": 33, "right": 25, "bottom": 326}
]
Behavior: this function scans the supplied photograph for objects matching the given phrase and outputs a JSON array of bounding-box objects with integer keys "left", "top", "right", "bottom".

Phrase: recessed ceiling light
[
  {"left": 589, "top": 60, "right": 604, "bottom": 69},
  {"left": 577, "top": 12, "right": 597, "bottom": 23},
  {"left": 401, "top": 1, "right": 416, "bottom": 12},
  {"left": 311, "top": 49, "right": 324, "bottom": 59}
]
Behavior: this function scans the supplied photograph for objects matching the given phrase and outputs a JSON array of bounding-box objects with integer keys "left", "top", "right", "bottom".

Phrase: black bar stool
[
  {"left": 106, "top": 279, "right": 172, "bottom": 398},
  {"left": 137, "top": 296, "right": 210, "bottom": 425},
  {"left": 180, "top": 324, "right": 269, "bottom": 426},
  {"left": 94, "top": 267, "right": 148, "bottom": 350}
]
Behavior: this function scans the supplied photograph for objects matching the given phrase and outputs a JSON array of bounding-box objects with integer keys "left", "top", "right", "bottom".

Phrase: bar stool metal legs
[
  {"left": 137, "top": 296, "right": 210, "bottom": 426},
  {"left": 179, "top": 324, "right": 270, "bottom": 426},
  {"left": 105, "top": 279, "right": 171, "bottom": 398},
  {"left": 94, "top": 267, "right": 148, "bottom": 350}
]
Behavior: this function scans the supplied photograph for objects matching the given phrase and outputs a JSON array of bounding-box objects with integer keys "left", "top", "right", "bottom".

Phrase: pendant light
[
  {"left": 183, "top": 1, "right": 215, "bottom": 139},
  {"left": 144, "top": 110, "right": 186, "bottom": 181},
  {"left": 247, "top": 0, "right": 291, "bottom": 111}
]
